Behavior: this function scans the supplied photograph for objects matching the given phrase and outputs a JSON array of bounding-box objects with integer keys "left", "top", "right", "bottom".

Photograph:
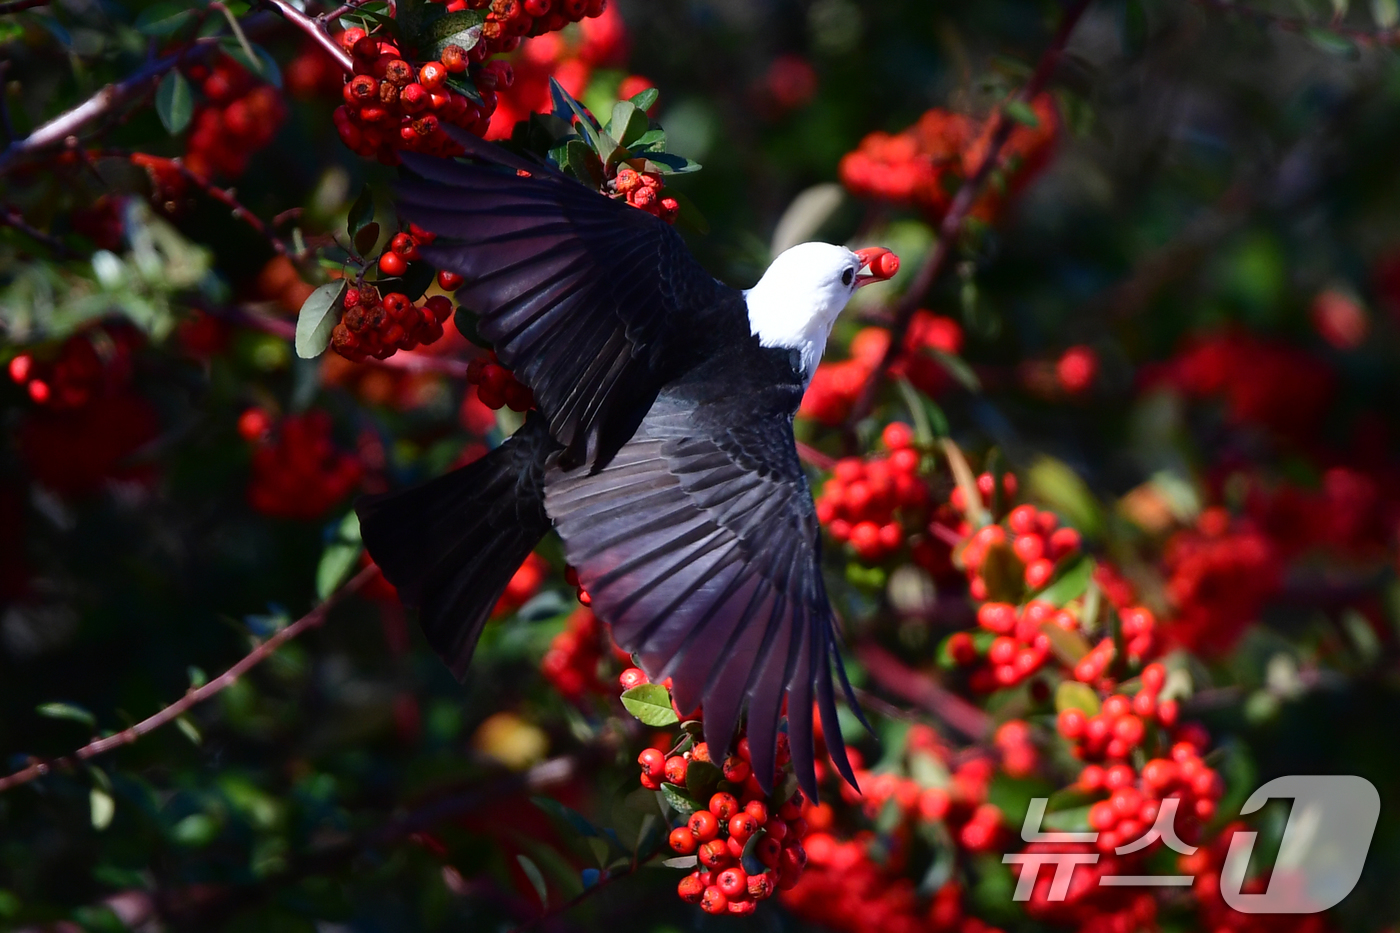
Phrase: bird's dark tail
[{"left": 356, "top": 413, "right": 557, "bottom": 680}]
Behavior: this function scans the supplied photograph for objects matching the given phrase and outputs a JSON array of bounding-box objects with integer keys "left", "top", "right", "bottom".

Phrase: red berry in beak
[{"left": 853, "top": 246, "right": 899, "bottom": 285}]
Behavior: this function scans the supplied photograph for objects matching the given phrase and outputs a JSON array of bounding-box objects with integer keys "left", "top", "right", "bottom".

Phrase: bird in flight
[{"left": 358, "top": 130, "right": 898, "bottom": 801}]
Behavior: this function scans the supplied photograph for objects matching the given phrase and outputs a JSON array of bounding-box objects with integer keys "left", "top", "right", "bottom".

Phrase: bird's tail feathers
[{"left": 356, "top": 415, "right": 555, "bottom": 679}]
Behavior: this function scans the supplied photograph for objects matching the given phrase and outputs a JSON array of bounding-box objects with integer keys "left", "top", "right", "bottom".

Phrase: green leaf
[
  {"left": 771, "top": 771, "right": 800, "bottom": 808},
  {"left": 1040, "top": 618, "right": 1092, "bottom": 665},
  {"left": 37, "top": 702, "right": 96, "bottom": 729},
  {"left": 685, "top": 759, "right": 722, "bottom": 803},
  {"left": 135, "top": 4, "right": 195, "bottom": 36},
  {"left": 896, "top": 377, "right": 948, "bottom": 443},
  {"left": 353, "top": 222, "right": 380, "bottom": 258},
  {"left": 1003, "top": 99, "right": 1040, "bottom": 128},
  {"left": 397, "top": 260, "right": 437, "bottom": 302},
  {"left": 90, "top": 789, "right": 115, "bottom": 831},
  {"left": 170, "top": 813, "right": 219, "bottom": 847},
  {"left": 628, "top": 87, "right": 659, "bottom": 113},
  {"left": 1054, "top": 680, "right": 1101, "bottom": 716},
  {"left": 220, "top": 40, "right": 283, "bottom": 88},
  {"left": 294, "top": 280, "right": 347, "bottom": 360},
  {"left": 565, "top": 140, "right": 605, "bottom": 190},
  {"left": 453, "top": 306, "right": 494, "bottom": 349},
  {"left": 1027, "top": 457, "right": 1104, "bottom": 540},
  {"left": 316, "top": 511, "right": 362, "bottom": 600},
  {"left": 347, "top": 185, "right": 375, "bottom": 240},
  {"left": 155, "top": 72, "right": 193, "bottom": 135},
  {"left": 620, "top": 683, "right": 679, "bottom": 726},
  {"left": 516, "top": 854, "right": 548, "bottom": 908},
  {"left": 531, "top": 796, "right": 601, "bottom": 837},
  {"left": 642, "top": 152, "right": 701, "bottom": 174},
  {"left": 923, "top": 347, "right": 981, "bottom": 392},
  {"left": 1042, "top": 804, "right": 1092, "bottom": 832},
  {"left": 444, "top": 73, "right": 483, "bottom": 105},
  {"left": 740, "top": 829, "right": 768, "bottom": 874},
  {"left": 1303, "top": 27, "right": 1357, "bottom": 57},
  {"left": 175, "top": 716, "right": 202, "bottom": 746},
  {"left": 609, "top": 100, "right": 650, "bottom": 148},
  {"left": 658, "top": 782, "right": 701, "bottom": 816},
  {"left": 551, "top": 78, "right": 614, "bottom": 164},
  {"left": 628, "top": 128, "right": 666, "bottom": 150},
  {"left": 1033, "top": 555, "right": 1093, "bottom": 606},
  {"left": 662, "top": 855, "right": 698, "bottom": 869},
  {"left": 421, "top": 9, "right": 486, "bottom": 60}
]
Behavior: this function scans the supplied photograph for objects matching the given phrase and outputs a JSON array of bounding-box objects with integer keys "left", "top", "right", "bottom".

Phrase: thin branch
[
  {"left": 507, "top": 853, "right": 660, "bottom": 933},
  {"left": 0, "top": 0, "right": 51, "bottom": 12},
  {"left": 90, "top": 148, "right": 291, "bottom": 256},
  {"left": 855, "top": 642, "right": 992, "bottom": 741},
  {"left": 796, "top": 440, "right": 837, "bottom": 471},
  {"left": 1192, "top": 0, "right": 1400, "bottom": 46},
  {"left": 1, "top": 205, "right": 76, "bottom": 258},
  {"left": 262, "top": 0, "right": 354, "bottom": 73},
  {"left": 845, "top": 0, "right": 1094, "bottom": 427},
  {"left": 0, "top": 565, "right": 376, "bottom": 794}
]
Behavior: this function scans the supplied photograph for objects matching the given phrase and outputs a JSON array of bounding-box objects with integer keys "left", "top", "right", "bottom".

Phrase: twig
[
  {"left": 844, "top": 0, "right": 1094, "bottom": 427},
  {"left": 1, "top": 205, "right": 76, "bottom": 258},
  {"left": 507, "top": 853, "right": 659, "bottom": 933},
  {"left": 0, "top": 565, "right": 376, "bottom": 794},
  {"left": 1192, "top": 0, "right": 1400, "bottom": 46},
  {"left": 0, "top": 0, "right": 51, "bottom": 12},
  {"left": 855, "top": 642, "right": 991, "bottom": 741},
  {"left": 796, "top": 440, "right": 836, "bottom": 471},
  {"left": 262, "top": 0, "right": 354, "bottom": 73}
]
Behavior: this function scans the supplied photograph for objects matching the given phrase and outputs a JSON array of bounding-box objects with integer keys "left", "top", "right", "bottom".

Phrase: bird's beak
[{"left": 854, "top": 247, "right": 900, "bottom": 287}]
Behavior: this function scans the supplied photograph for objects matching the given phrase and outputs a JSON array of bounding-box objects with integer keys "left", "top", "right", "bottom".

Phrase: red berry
[
  {"left": 1141, "top": 663, "right": 1167, "bottom": 694},
  {"left": 698, "top": 839, "right": 730, "bottom": 870},
  {"left": 669, "top": 826, "right": 698, "bottom": 855},
  {"left": 27, "top": 380, "right": 50, "bottom": 403},
  {"left": 638, "top": 748, "right": 665, "bottom": 780},
  {"left": 728, "top": 813, "right": 759, "bottom": 844},
  {"left": 700, "top": 885, "right": 728, "bottom": 914},
  {"left": 709, "top": 792, "right": 740, "bottom": 821},
  {"left": 618, "top": 667, "right": 647, "bottom": 689},
  {"left": 722, "top": 756, "right": 750, "bottom": 784},
  {"left": 237, "top": 408, "right": 272, "bottom": 443},
  {"left": 716, "top": 866, "right": 747, "bottom": 898},
  {"left": 677, "top": 873, "right": 705, "bottom": 903},
  {"left": 8, "top": 354, "right": 32, "bottom": 383},
  {"left": 1057, "top": 707, "right": 1086, "bottom": 739},
  {"left": 688, "top": 809, "right": 719, "bottom": 842},
  {"left": 747, "top": 870, "right": 775, "bottom": 900},
  {"left": 882, "top": 421, "right": 914, "bottom": 450},
  {"left": 1024, "top": 558, "right": 1055, "bottom": 589},
  {"left": 378, "top": 251, "right": 407, "bottom": 276},
  {"left": 437, "top": 269, "right": 463, "bottom": 290}
]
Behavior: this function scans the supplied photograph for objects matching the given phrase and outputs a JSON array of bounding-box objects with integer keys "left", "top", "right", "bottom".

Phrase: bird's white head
[{"left": 744, "top": 241, "right": 899, "bottom": 382}]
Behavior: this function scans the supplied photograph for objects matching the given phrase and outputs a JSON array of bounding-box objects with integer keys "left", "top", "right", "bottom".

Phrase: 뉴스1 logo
[{"left": 1004, "top": 775, "right": 1379, "bottom": 913}]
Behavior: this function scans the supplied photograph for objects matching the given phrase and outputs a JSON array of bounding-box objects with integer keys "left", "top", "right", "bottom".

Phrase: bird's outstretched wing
[
  {"left": 397, "top": 135, "right": 726, "bottom": 470},
  {"left": 544, "top": 373, "right": 864, "bottom": 802}
]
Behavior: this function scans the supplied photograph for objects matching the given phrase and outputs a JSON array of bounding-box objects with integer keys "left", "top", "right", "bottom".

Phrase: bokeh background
[{"left": 4, "top": 0, "right": 1400, "bottom": 930}]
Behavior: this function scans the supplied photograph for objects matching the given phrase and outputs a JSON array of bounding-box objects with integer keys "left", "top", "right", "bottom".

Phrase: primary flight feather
[{"left": 356, "top": 130, "right": 898, "bottom": 801}]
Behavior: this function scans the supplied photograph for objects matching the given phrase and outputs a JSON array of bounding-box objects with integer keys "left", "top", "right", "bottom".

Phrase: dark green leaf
[
  {"left": 923, "top": 347, "right": 981, "bottom": 392},
  {"left": 453, "top": 306, "right": 493, "bottom": 349},
  {"left": 659, "top": 782, "right": 701, "bottom": 816},
  {"left": 740, "top": 829, "right": 768, "bottom": 874},
  {"left": 1027, "top": 457, "right": 1104, "bottom": 540},
  {"left": 627, "top": 87, "right": 659, "bottom": 113},
  {"left": 353, "top": 222, "right": 380, "bottom": 258},
  {"left": 685, "top": 759, "right": 722, "bottom": 803},
  {"left": 1034, "top": 555, "right": 1093, "bottom": 606},
  {"left": 421, "top": 10, "right": 486, "bottom": 60},
  {"left": 642, "top": 152, "right": 701, "bottom": 174},
  {"left": 398, "top": 260, "right": 436, "bottom": 302},
  {"left": 516, "top": 855, "right": 548, "bottom": 908},
  {"left": 565, "top": 140, "right": 605, "bottom": 190},
  {"left": 531, "top": 795, "right": 601, "bottom": 837},
  {"left": 155, "top": 72, "right": 193, "bottom": 135},
  {"left": 628, "top": 128, "right": 666, "bottom": 150},
  {"left": 219, "top": 40, "right": 282, "bottom": 88},
  {"left": 294, "top": 280, "right": 348, "bottom": 360},
  {"left": 1054, "top": 680, "right": 1100, "bottom": 715},
  {"left": 620, "top": 683, "right": 679, "bottom": 726},
  {"left": 37, "top": 702, "right": 96, "bottom": 729},
  {"left": 551, "top": 78, "right": 616, "bottom": 164},
  {"left": 444, "top": 73, "right": 483, "bottom": 105},
  {"left": 609, "top": 100, "right": 650, "bottom": 148},
  {"left": 1042, "top": 804, "right": 1092, "bottom": 832},
  {"left": 347, "top": 185, "right": 375, "bottom": 240},
  {"left": 1003, "top": 99, "right": 1040, "bottom": 128},
  {"left": 1040, "top": 617, "right": 1092, "bottom": 665},
  {"left": 135, "top": 4, "right": 195, "bottom": 36}
]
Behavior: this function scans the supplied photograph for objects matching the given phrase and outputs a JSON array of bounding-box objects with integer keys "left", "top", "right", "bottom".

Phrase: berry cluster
[
  {"left": 333, "top": 30, "right": 496, "bottom": 163},
  {"left": 625, "top": 677, "right": 810, "bottom": 916},
  {"left": 329, "top": 285, "right": 452, "bottom": 362},
  {"left": 1056, "top": 663, "right": 1181, "bottom": 764},
  {"left": 839, "top": 96, "right": 1058, "bottom": 221},
  {"left": 801, "top": 312, "right": 964, "bottom": 427},
  {"left": 7, "top": 324, "right": 137, "bottom": 409},
  {"left": 815, "top": 423, "right": 929, "bottom": 562},
  {"left": 540, "top": 606, "right": 608, "bottom": 698},
  {"left": 1162, "top": 507, "right": 1279, "bottom": 655},
  {"left": 444, "top": 0, "right": 609, "bottom": 55},
  {"left": 246, "top": 411, "right": 362, "bottom": 520},
  {"left": 182, "top": 56, "right": 287, "bottom": 179},
  {"left": 465, "top": 353, "right": 535, "bottom": 411},
  {"left": 611, "top": 167, "right": 679, "bottom": 223},
  {"left": 958, "top": 502, "right": 1082, "bottom": 594}
]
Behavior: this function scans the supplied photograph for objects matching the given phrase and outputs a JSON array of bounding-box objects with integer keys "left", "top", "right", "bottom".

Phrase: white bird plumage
[{"left": 743, "top": 242, "right": 866, "bottom": 383}]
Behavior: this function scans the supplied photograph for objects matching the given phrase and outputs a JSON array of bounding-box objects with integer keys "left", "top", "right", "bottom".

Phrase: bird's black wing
[
  {"left": 397, "top": 135, "right": 725, "bottom": 469},
  {"left": 543, "top": 365, "right": 864, "bottom": 802}
]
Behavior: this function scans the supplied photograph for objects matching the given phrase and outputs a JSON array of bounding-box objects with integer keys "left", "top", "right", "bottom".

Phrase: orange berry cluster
[
  {"left": 450, "top": 0, "right": 611, "bottom": 52},
  {"left": 540, "top": 606, "right": 608, "bottom": 698},
  {"left": 465, "top": 353, "right": 535, "bottom": 411},
  {"left": 1057, "top": 663, "right": 1181, "bottom": 764},
  {"left": 612, "top": 167, "right": 679, "bottom": 223},
  {"left": 815, "top": 423, "right": 929, "bottom": 562},
  {"left": 948, "top": 600, "right": 1062, "bottom": 691},
  {"left": 956, "top": 501, "right": 1080, "bottom": 595},
  {"left": 801, "top": 312, "right": 963, "bottom": 427},
  {"left": 333, "top": 29, "right": 496, "bottom": 163},
  {"left": 329, "top": 285, "right": 453, "bottom": 362},
  {"left": 246, "top": 411, "right": 362, "bottom": 520},
  {"left": 7, "top": 324, "right": 137, "bottom": 409},
  {"left": 1078, "top": 730, "right": 1223, "bottom": 850},
  {"left": 182, "top": 56, "right": 287, "bottom": 179},
  {"left": 839, "top": 95, "right": 1058, "bottom": 222}
]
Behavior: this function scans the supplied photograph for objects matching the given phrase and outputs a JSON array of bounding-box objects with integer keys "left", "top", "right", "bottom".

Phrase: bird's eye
[{"left": 842, "top": 268, "right": 855, "bottom": 286}]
